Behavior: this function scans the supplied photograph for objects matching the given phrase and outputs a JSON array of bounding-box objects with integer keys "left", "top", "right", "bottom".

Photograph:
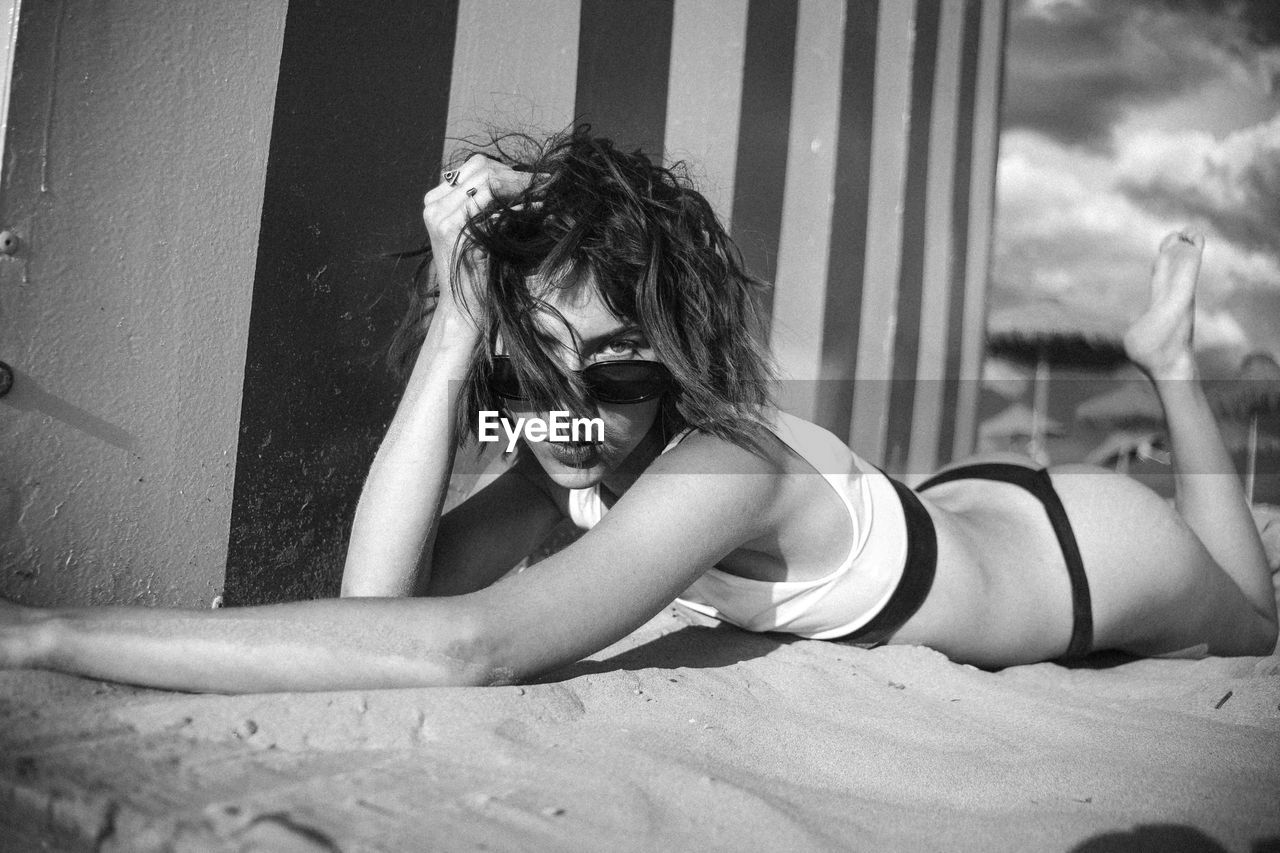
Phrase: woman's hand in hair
[{"left": 422, "top": 155, "right": 532, "bottom": 315}]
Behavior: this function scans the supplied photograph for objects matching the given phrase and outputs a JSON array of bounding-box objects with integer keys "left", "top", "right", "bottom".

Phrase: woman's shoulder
[
  {"left": 616, "top": 428, "right": 792, "bottom": 535},
  {"left": 650, "top": 427, "right": 787, "bottom": 477},
  {"left": 653, "top": 410, "right": 838, "bottom": 480},
  {"left": 624, "top": 413, "right": 856, "bottom": 542},
  {"left": 768, "top": 411, "right": 867, "bottom": 475},
  {"left": 664, "top": 410, "right": 860, "bottom": 478}
]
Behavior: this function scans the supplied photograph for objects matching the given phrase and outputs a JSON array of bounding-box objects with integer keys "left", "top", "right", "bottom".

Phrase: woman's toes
[
  {"left": 1159, "top": 231, "right": 1185, "bottom": 252},
  {"left": 1124, "top": 229, "right": 1203, "bottom": 377},
  {"left": 1164, "top": 234, "right": 1203, "bottom": 293}
]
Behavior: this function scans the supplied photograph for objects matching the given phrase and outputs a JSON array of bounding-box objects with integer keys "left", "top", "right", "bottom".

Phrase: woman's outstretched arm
[
  {"left": 2, "top": 433, "right": 782, "bottom": 692},
  {"left": 4, "top": 597, "right": 494, "bottom": 692}
]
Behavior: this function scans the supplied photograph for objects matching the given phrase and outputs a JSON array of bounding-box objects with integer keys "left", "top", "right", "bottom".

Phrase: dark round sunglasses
[{"left": 489, "top": 355, "right": 673, "bottom": 405}]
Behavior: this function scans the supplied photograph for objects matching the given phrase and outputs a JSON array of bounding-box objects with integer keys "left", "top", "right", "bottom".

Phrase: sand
[{"left": 2, "top": 600, "right": 1279, "bottom": 853}]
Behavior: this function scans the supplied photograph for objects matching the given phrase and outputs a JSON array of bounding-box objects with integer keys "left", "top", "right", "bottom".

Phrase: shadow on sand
[{"left": 539, "top": 622, "right": 801, "bottom": 682}]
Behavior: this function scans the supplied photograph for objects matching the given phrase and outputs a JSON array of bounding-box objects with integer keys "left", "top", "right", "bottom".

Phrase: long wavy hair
[{"left": 388, "top": 126, "right": 775, "bottom": 451}]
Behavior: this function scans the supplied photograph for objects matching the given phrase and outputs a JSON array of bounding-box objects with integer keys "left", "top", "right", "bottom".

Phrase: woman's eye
[{"left": 600, "top": 339, "right": 643, "bottom": 358}]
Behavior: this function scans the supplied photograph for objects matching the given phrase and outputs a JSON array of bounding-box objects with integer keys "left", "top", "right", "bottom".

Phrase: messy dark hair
[{"left": 388, "top": 125, "right": 775, "bottom": 451}]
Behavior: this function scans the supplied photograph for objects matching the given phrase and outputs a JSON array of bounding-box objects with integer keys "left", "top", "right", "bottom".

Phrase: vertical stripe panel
[
  {"left": 226, "top": 0, "right": 460, "bottom": 605},
  {"left": 575, "top": 0, "right": 674, "bottom": 156},
  {"left": 664, "top": 0, "right": 749, "bottom": 225},
  {"left": 884, "top": 0, "right": 942, "bottom": 474},
  {"left": 442, "top": 0, "right": 582, "bottom": 508},
  {"left": 769, "top": 0, "right": 847, "bottom": 422},
  {"left": 814, "top": 0, "right": 879, "bottom": 439},
  {"left": 848, "top": 0, "right": 917, "bottom": 465},
  {"left": 951, "top": 0, "right": 1007, "bottom": 460},
  {"left": 935, "top": 0, "right": 983, "bottom": 465},
  {"left": 730, "top": 0, "right": 798, "bottom": 301},
  {"left": 445, "top": 0, "right": 581, "bottom": 143},
  {"left": 905, "top": 0, "right": 968, "bottom": 480}
]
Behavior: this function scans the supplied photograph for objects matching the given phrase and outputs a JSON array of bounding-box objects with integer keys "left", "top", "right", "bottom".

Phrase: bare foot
[{"left": 1123, "top": 229, "right": 1203, "bottom": 380}]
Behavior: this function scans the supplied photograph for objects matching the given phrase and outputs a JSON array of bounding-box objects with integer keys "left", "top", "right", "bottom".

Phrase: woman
[{"left": 1, "top": 129, "right": 1275, "bottom": 692}]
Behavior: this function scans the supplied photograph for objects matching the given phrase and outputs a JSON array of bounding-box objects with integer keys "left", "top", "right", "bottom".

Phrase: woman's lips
[{"left": 545, "top": 441, "right": 602, "bottom": 468}]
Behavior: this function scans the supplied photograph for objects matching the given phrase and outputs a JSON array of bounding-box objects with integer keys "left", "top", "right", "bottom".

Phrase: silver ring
[
  {"left": 466, "top": 187, "right": 478, "bottom": 198},
  {"left": 443, "top": 170, "right": 459, "bottom": 187}
]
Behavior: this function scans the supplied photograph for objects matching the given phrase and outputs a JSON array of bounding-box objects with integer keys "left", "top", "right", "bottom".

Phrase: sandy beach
[{"left": 3, "top": 599, "right": 1278, "bottom": 853}]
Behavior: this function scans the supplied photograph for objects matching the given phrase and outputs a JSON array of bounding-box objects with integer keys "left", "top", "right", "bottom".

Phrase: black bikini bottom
[{"left": 835, "top": 464, "right": 1094, "bottom": 659}]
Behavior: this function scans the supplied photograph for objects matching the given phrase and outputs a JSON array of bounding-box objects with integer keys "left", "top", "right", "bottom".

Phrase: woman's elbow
[
  {"left": 413, "top": 612, "right": 522, "bottom": 687},
  {"left": 382, "top": 594, "right": 550, "bottom": 688}
]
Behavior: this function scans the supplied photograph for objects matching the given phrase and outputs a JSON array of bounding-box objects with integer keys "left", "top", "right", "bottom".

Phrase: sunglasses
[{"left": 489, "top": 355, "right": 673, "bottom": 404}]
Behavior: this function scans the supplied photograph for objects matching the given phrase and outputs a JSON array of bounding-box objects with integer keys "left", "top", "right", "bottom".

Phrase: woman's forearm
[
  {"left": 341, "top": 300, "right": 478, "bottom": 597},
  {"left": 345, "top": 159, "right": 532, "bottom": 597},
  {"left": 32, "top": 598, "right": 494, "bottom": 693}
]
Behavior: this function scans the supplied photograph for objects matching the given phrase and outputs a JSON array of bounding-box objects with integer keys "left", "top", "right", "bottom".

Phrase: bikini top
[{"left": 565, "top": 410, "right": 910, "bottom": 639}]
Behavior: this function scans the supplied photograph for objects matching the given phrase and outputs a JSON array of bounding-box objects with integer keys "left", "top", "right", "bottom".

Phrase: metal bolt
[{"left": 0, "top": 230, "right": 18, "bottom": 256}]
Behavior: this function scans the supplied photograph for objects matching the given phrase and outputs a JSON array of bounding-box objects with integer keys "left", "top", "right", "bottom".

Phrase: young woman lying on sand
[{"left": 1, "top": 128, "right": 1275, "bottom": 692}]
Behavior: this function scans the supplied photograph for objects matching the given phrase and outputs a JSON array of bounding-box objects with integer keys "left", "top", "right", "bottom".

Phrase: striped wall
[
  {"left": 227, "top": 0, "right": 1008, "bottom": 602},
  {"left": 764, "top": 0, "right": 1008, "bottom": 476},
  {"left": 226, "top": 0, "right": 461, "bottom": 604}
]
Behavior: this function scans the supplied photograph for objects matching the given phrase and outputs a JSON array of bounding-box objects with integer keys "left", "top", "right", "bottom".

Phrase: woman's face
[{"left": 498, "top": 276, "right": 666, "bottom": 491}]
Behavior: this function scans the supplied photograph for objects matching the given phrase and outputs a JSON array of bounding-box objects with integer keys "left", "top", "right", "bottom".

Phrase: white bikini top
[{"left": 566, "top": 411, "right": 909, "bottom": 639}]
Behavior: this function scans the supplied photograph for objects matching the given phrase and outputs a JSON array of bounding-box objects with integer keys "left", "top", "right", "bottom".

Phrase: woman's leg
[
  {"left": 1109, "top": 230, "right": 1276, "bottom": 652},
  {"left": 916, "top": 231, "right": 1275, "bottom": 661}
]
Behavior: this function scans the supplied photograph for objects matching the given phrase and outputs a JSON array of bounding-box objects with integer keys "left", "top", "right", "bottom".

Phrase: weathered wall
[{"left": 0, "top": 1, "right": 288, "bottom": 606}]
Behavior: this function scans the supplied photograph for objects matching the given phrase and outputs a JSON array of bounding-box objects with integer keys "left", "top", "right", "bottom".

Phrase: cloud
[
  {"left": 990, "top": 130, "right": 1280, "bottom": 344},
  {"left": 1195, "top": 307, "right": 1251, "bottom": 352},
  {"left": 1219, "top": 287, "right": 1280, "bottom": 357},
  {"left": 992, "top": 133, "right": 1170, "bottom": 325},
  {"left": 1114, "top": 113, "right": 1280, "bottom": 254},
  {"left": 991, "top": 1, "right": 1280, "bottom": 367},
  {"left": 1158, "top": 0, "right": 1280, "bottom": 48},
  {"left": 1003, "top": 0, "right": 1280, "bottom": 149}
]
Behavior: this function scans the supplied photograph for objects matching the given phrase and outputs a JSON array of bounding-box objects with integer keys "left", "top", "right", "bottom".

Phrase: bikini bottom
[
  {"left": 916, "top": 463, "right": 1093, "bottom": 659},
  {"left": 834, "top": 464, "right": 1093, "bottom": 659}
]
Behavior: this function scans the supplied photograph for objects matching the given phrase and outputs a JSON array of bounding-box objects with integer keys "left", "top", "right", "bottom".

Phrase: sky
[{"left": 990, "top": 0, "right": 1280, "bottom": 372}]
